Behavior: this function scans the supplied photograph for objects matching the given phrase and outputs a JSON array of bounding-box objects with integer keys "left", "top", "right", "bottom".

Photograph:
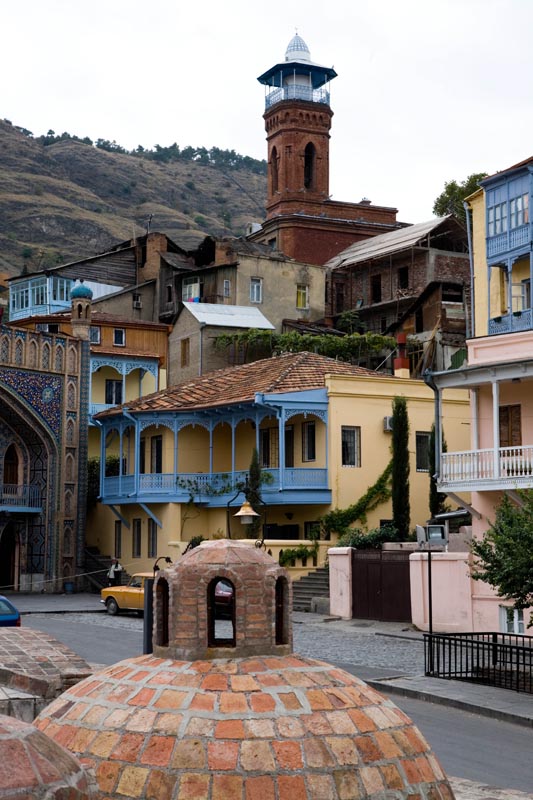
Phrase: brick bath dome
[
  {"left": 0, "top": 713, "right": 97, "bottom": 799},
  {"left": 35, "top": 541, "right": 455, "bottom": 799}
]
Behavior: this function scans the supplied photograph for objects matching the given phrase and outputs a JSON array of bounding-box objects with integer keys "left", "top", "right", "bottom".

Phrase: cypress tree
[
  {"left": 391, "top": 396, "right": 410, "bottom": 539},
  {"left": 246, "top": 448, "right": 263, "bottom": 539}
]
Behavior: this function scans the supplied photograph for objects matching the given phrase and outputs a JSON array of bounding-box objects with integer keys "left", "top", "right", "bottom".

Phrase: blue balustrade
[{"left": 488, "top": 309, "right": 532, "bottom": 335}]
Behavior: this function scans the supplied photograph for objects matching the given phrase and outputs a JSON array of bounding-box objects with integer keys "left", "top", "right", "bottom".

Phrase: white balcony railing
[{"left": 441, "top": 446, "right": 533, "bottom": 488}]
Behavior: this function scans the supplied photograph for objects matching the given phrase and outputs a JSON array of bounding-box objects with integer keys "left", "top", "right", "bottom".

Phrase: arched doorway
[{"left": 0, "top": 523, "right": 19, "bottom": 590}]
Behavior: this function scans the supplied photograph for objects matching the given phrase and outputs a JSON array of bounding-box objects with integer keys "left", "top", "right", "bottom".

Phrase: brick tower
[{"left": 250, "top": 34, "right": 401, "bottom": 265}]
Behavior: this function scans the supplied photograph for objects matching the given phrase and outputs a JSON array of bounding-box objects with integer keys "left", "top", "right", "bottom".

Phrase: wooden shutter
[{"left": 499, "top": 405, "right": 522, "bottom": 447}]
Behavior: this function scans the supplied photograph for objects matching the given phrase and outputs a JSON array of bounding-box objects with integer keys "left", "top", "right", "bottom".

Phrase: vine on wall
[{"left": 320, "top": 460, "right": 393, "bottom": 537}]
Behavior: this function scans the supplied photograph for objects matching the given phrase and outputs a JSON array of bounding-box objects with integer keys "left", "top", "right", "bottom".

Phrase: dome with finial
[
  {"left": 285, "top": 32, "right": 311, "bottom": 62},
  {"left": 70, "top": 280, "right": 93, "bottom": 300},
  {"left": 35, "top": 540, "right": 455, "bottom": 800}
]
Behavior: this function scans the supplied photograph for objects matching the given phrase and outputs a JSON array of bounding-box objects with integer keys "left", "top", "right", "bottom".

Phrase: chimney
[{"left": 393, "top": 332, "right": 410, "bottom": 379}]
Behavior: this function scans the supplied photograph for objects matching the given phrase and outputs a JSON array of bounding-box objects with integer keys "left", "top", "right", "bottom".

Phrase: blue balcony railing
[
  {"left": 487, "top": 224, "right": 529, "bottom": 258},
  {"left": 101, "top": 468, "right": 329, "bottom": 501},
  {"left": 488, "top": 309, "right": 532, "bottom": 334}
]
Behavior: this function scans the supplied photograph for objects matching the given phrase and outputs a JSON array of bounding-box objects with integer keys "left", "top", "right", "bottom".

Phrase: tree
[
  {"left": 391, "top": 396, "right": 410, "bottom": 538},
  {"left": 428, "top": 423, "right": 449, "bottom": 518},
  {"left": 246, "top": 448, "right": 263, "bottom": 539},
  {"left": 432, "top": 172, "right": 488, "bottom": 223},
  {"left": 471, "top": 492, "right": 533, "bottom": 627}
]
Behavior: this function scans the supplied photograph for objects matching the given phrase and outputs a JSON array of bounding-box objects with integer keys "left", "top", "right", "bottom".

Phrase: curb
[
  {"left": 367, "top": 679, "right": 533, "bottom": 730},
  {"left": 20, "top": 609, "right": 106, "bottom": 616}
]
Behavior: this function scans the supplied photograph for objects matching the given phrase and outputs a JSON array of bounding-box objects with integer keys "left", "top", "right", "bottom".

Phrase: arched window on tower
[
  {"left": 271, "top": 146, "right": 279, "bottom": 194},
  {"left": 304, "top": 142, "right": 316, "bottom": 190},
  {"left": 207, "top": 577, "right": 235, "bottom": 648},
  {"left": 275, "top": 576, "right": 290, "bottom": 645}
]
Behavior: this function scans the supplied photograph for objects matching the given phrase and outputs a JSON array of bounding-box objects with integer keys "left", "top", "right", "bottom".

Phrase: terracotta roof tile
[{"left": 98, "top": 352, "right": 386, "bottom": 417}]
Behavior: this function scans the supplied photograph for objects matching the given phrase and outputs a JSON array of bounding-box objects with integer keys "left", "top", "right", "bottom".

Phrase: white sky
[{"left": 2, "top": 0, "right": 533, "bottom": 224}]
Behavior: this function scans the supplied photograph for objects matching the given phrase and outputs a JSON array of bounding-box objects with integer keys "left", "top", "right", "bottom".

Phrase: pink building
[{"left": 419, "top": 157, "right": 533, "bottom": 634}]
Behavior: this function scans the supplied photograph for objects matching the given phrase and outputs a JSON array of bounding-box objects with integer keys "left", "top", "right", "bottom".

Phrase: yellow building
[{"left": 89, "top": 352, "right": 469, "bottom": 576}]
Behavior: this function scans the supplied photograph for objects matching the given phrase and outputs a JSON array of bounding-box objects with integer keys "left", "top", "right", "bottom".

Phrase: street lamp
[
  {"left": 152, "top": 555, "right": 173, "bottom": 577},
  {"left": 226, "top": 478, "right": 265, "bottom": 541}
]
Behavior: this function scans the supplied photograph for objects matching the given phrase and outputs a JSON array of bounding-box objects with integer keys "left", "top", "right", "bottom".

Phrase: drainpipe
[
  {"left": 423, "top": 371, "right": 442, "bottom": 481},
  {"left": 463, "top": 201, "right": 475, "bottom": 338}
]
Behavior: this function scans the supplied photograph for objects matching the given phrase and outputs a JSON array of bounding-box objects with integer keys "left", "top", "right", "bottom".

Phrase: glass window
[
  {"left": 181, "top": 338, "right": 190, "bottom": 367},
  {"left": 510, "top": 193, "right": 529, "bottom": 229},
  {"left": 132, "top": 519, "right": 142, "bottom": 558},
  {"left": 302, "top": 420, "right": 316, "bottom": 462},
  {"left": 223, "top": 279, "right": 231, "bottom": 298},
  {"left": 89, "top": 326, "right": 101, "bottom": 344},
  {"left": 341, "top": 426, "right": 361, "bottom": 467},
  {"left": 500, "top": 606, "right": 524, "bottom": 634},
  {"left": 250, "top": 277, "right": 262, "bottom": 303},
  {"left": 416, "top": 431, "right": 431, "bottom": 472},
  {"left": 113, "top": 328, "right": 125, "bottom": 346},
  {"left": 148, "top": 519, "right": 158, "bottom": 558},
  {"left": 182, "top": 276, "right": 200, "bottom": 301},
  {"left": 487, "top": 202, "right": 508, "bottom": 236},
  {"left": 114, "top": 521, "right": 122, "bottom": 559},
  {"left": 31, "top": 279, "right": 47, "bottom": 307},
  {"left": 296, "top": 284, "right": 309, "bottom": 310},
  {"left": 260, "top": 427, "right": 279, "bottom": 468},
  {"left": 105, "top": 380, "right": 123, "bottom": 405}
]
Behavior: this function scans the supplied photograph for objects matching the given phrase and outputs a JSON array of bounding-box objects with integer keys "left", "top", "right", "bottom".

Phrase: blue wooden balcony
[
  {"left": 0, "top": 484, "right": 42, "bottom": 512},
  {"left": 100, "top": 468, "right": 331, "bottom": 506},
  {"left": 488, "top": 309, "right": 532, "bottom": 335},
  {"left": 487, "top": 224, "right": 529, "bottom": 259}
]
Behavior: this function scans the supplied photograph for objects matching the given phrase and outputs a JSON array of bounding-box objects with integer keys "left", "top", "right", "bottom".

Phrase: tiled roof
[{"left": 98, "top": 352, "right": 384, "bottom": 416}]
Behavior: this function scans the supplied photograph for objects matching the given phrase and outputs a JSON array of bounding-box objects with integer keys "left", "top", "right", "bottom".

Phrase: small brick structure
[
  {"left": 0, "top": 713, "right": 97, "bottom": 799},
  {"left": 34, "top": 540, "right": 456, "bottom": 799}
]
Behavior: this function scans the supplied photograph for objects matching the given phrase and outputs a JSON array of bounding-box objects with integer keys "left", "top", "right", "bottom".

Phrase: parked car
[
  {"left": 101, "top": 573, "right": 152, "bottom": 615},
  {"left": 100, "top": 573, "right": 235, "bottom": 617},
  {"left": 0, "top": 595, "right": 21, "bottom": 626}
]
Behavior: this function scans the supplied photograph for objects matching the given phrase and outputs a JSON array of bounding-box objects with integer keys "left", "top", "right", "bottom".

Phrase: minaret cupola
[{"left": 258, "top": 34, "right": 337, "bottom": 213}]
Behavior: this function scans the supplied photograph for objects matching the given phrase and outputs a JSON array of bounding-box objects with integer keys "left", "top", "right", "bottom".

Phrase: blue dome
[
  {"left": 71, "top": 282, "right": 93, "bottom": 300},
  {"left": 285, "top": 33, "right": 311, "bottom": 63}
]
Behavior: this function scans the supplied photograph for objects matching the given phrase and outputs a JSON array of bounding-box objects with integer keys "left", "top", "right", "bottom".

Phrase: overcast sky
[{"left": 3, "top": 0, "right": 533, "bottom": 224}]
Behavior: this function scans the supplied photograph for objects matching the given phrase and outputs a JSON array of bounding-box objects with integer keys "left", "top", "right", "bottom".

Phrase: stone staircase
[
  {"left": 83, "top": 549, "right": 131, "bottom": 592},
  {"left": 291, "top": 566, "right": 330, "bottom": 612}
]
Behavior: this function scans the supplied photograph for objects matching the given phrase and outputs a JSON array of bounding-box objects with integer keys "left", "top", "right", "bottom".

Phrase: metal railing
[
  {"left": 265, "top": 85, "right": 330, "bottom": 109},
  {"left": 424, "top": 632, "right": 533, "bottom": 694},
  {"left": 0, "top": 484, "right": 42, "bottom": 509}
]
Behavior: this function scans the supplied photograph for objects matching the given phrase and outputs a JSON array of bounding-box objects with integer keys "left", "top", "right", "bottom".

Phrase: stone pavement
[{"left": 9, "top": 593, "right": 533, "bottom": 800}]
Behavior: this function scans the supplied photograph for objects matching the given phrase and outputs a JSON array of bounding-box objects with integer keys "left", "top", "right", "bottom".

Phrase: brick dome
[
  {"left": 0, "top": 714, "right": 97, "bottom": 799},
  {"left": 35, "top": 541, "right": 455, "bottom": 799}
]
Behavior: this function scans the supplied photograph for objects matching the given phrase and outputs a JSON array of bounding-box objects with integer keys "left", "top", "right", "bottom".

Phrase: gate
[{"left": 351, "top": 549, "right": 412, "bottom": 622}]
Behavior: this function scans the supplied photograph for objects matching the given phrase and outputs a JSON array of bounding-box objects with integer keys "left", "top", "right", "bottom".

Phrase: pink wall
[{"left": 410, "top": 553, "right": 474, "bottom": 632}]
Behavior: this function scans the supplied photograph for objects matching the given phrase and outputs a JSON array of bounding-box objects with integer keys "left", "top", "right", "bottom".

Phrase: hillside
[{"left": 0, "top": 120, "right": 267, "bottom": 275}]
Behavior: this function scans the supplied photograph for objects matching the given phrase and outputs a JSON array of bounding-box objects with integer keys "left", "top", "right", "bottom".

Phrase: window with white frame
[
  {"left": 302, "top": 420, "right": 316, "bottom": 462},
  {"left": 113, "top": 328, "right": 125, "bottom": 346},
  {"left": 148, "top": 519, "right": 158, "bottom": 558},
  {"left": 89, "top": 326, "right": 101, "bottom": 344},
  {"left": 31, "top": 279, "right": 47, "bottom": 306},
  {"left": 416, "top": 432, "right": 431, "bottom": 472},
  {"left": 487, "top": 202, "right": 508, "bottom": 237},
  {"left": 105, "top": 379, "right": 123, "bottom": 405},
  {"left": 11, "top": 284, "right": 29, "bottom": 313},
  {"left": 250, "top": 277, "right": 262, "bottom": 303},
  {"left": 182, "top": 276, "right": 201, "bottom": 301},
  {"left": 296, "top": 284, "right": 309, "bottom": 310},
  {"left": 132, "top": 519, "right": 142, "bottom": 558},
  {"left": 510, "top": 193, "right": 529, "bottom": 229},
  {"left": 51, "top": 278, "right": 71, "bottom": 302},
  {"left": 223, "top": 279, "right": 231, "bottom": 298},
  {"left": 500, "top": 605, "right": 524, "bottom": 634},
  {"left": 341, "top": 426, "right": 361, "bottom": 467}
]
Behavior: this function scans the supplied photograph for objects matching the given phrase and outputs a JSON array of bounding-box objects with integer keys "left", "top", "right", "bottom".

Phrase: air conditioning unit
[
  {"left": 383, "top": 416, "right": 394, "bottom": 433},
  {"left": 133, "top": 300, "right": 142, "bottom": 310}
]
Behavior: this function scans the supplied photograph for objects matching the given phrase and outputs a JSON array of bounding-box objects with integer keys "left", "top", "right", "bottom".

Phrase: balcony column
[
  {"left": 231, "top": 419, "right": 236, "bottom": 485},
  {"left": 122, "top": 363, "right": 126, "bottom": 406},
  {"left": 173, "top": 420, "right": 179, "bottom": 476},
  {"left": 492, "top": 381, "right": 500, "bottom": 478},
  {"left": 471, "top": 389, "right": 479, "bottom": 450},
  {"left": 487, "top": 266, "right": 492, "bottom": 325},
  {"left": 209, "top": 421, "right": 214, "bottom": 475},
  {"left": 278, "top": 411, "right": 285, "bottom": 491}
]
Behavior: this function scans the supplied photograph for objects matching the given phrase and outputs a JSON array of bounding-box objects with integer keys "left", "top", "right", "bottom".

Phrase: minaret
[
  {"left": 258, "top": 33, "right": 337, "bottom": 217},
  {"left": 70, "top": 280, "right": 93, "bottom": 341}
]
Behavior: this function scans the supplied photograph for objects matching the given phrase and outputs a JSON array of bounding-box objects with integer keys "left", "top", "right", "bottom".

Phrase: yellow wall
[
  {"left": 327, "top": 374, "right": 470, "bottom": 530},
  {"left": 469, "top": 190, "right": 488, "bottom": 337}
]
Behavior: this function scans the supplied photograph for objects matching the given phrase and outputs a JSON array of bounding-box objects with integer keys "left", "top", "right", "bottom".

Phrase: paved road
[{"left": 23, "top": 611, "right": 533, "bottom": 795}]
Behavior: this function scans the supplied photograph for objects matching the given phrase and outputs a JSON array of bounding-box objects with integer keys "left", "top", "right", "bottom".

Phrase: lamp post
[{"left": 226, "top": 478, "right": 266, "bottom": 544}]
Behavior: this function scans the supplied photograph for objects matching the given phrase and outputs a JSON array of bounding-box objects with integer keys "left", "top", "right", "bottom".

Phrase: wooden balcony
[
  {"left": 440, "top": 446, "right": 533, "bottom": 492},
  {"left": 0, "top": 484, "right": 43, "bottom": 512},
  {"left": 100, "top": 469, "right": 331, "bottom": 506}
]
